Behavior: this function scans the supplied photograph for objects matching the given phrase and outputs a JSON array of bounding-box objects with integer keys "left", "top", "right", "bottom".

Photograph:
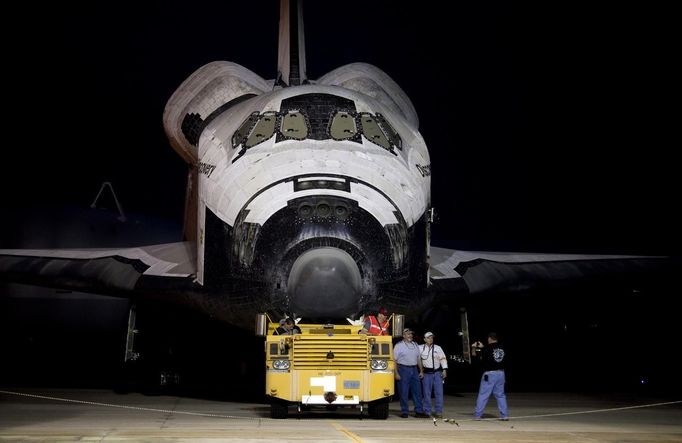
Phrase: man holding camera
[{"left": 471, "top": 332, "right": 509, "bottom": 420}]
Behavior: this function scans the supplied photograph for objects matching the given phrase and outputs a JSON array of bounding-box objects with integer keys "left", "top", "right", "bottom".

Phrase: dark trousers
[{"left": 397, "top": 365, "right": 423, "bottom": 414}]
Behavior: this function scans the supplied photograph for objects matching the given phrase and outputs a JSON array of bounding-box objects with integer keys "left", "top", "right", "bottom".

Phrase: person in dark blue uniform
[{"left": 275, "top": 317, "right": 301, "bottom": 335}]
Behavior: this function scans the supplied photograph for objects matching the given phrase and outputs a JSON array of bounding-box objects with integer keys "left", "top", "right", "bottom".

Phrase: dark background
[{"left": 1, "top": 1, "right": 680, "bottom": 397}]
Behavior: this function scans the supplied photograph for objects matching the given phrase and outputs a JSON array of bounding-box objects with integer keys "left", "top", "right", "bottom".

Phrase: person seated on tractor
[
  {"left": 275, "top": 317, "right": 301, "bottom": 335},
  {"left": 359, "top": 307, "right": 390, "bottom": 335}
]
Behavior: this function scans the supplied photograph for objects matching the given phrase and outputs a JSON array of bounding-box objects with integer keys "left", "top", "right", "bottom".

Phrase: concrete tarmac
[{"left": 1, "top": 388, "right": 681, "bottom": 442}]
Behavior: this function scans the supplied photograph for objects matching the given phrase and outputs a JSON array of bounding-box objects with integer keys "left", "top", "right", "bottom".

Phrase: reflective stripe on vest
[{"left": 368, "top": 315, "right": 388, "bottom": 335}]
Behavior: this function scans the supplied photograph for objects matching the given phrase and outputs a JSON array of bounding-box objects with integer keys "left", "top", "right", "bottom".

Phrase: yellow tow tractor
[{"left": 256, "top": 314, "right": 404, "bottom": 419}]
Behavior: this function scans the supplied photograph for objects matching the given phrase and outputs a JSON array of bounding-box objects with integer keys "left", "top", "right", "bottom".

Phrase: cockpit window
[
  {"left": 329, "top": 111, "right": 357, "bottom": 140},
  {"left": 232, "top": 112, "right": 260, "bottom": 148},
  {"left": 245, "top": 111, "right": 277, "bottom": 148},
  {"left": 360, "top": 113, "right": 391, "bottom": 150},
  {"left": 374, "top": 113, "right": 402, "bottom": 151},
  {"left": 281, "top": 111, "right": 308, "bottom": 140},
  {"left": 231, "top": 97, "right": 402, "bottom": 158}
]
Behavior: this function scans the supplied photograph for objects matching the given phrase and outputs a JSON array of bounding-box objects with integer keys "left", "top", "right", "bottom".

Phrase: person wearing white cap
[{"left": 419, "top": 331, "right": 448, "bottom": 418}]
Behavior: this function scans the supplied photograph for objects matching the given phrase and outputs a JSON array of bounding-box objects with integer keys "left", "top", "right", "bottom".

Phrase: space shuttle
[{"left": 0, "top": 0, "right": 674, "bottom": 329}]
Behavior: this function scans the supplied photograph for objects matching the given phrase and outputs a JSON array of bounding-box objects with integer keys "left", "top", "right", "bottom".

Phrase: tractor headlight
[
  {"left": 273, "top": 359, "right": 291, "bottom": 370},
  {"left": 370, "top": 359, "right": 388, "bottom": 370}
]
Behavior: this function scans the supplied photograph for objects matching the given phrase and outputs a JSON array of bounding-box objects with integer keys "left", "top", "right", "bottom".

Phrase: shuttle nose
[{"left": 287, "top": 247, "right": 362, "bottom": 318}]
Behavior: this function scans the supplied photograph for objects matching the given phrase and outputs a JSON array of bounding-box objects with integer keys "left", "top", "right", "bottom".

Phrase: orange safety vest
[{"left": 367, "top": 315, "right": 389, "bottom": 335}]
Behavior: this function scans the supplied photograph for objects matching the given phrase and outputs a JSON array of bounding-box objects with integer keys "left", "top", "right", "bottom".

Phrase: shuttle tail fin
[{"left": 277, "top": 0, "right": 307, "bottom": 87}]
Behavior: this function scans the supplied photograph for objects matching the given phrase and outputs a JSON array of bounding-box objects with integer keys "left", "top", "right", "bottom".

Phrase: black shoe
[
  {"left": 414, "top": 412, "right": 430, "bottom": 418},
  {"left": 400, "top": 413, "right": 409, "bottom": 418},
  {"left": 433, "top": 414, "right": 443, "bottom": 419},
  {"left": 499, "top": 417, "right": 509, "bottom": 421}
]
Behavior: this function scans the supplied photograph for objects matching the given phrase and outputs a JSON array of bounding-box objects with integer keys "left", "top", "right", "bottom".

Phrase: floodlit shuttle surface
[{"left": 163, "top": 60, "right": 431, "bottom": 317}]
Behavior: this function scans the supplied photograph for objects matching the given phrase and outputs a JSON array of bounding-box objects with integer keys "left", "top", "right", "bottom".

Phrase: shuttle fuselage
[{"left": 164, "top": 63, "right": 431, "bottom": 320}]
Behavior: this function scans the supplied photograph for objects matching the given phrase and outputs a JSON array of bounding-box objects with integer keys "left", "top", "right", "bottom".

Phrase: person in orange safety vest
[{"left": 360, "top": 307, "right": 390, "bottom": 335}]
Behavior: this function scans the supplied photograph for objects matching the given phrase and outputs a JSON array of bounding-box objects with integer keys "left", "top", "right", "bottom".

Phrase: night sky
[{"left": 1, "top": 2, "right": 680, "bottom": 394}]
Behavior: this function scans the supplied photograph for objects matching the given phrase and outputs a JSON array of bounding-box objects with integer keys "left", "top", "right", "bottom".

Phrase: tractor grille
[{"left": 292, "top": 336, "right": 369, "bottom": 369}]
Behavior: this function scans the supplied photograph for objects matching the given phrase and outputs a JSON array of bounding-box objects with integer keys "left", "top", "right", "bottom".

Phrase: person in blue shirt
[{"left": 393, "top": 328, "right": 429, "bottom": 418}]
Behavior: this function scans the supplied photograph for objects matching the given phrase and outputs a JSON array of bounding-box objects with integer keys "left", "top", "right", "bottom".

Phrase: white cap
[{"left": 424, "top": 331, "right": 434, "bottom": 338}]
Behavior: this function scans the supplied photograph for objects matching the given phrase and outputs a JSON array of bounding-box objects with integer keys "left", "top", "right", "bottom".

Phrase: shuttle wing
[
  {"left": 428, "top": 246, "right": 674, "bottom": 295},
  {"left": 3, "top": 242, "right": 672, "bottom": 301},
  {"left": 0, "top": 242, "right": 196, "bottom": 297}
]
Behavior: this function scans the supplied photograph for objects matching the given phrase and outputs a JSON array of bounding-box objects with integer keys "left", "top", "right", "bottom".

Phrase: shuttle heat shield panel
[{"left": 287, "top": 247, "right": 362, "bottom": 318}]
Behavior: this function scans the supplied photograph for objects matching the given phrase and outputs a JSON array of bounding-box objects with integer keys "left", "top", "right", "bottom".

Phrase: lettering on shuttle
[
  {"left": 416, "top": 163, "right": 431, "bottom": 177},
  {"left": 198, "top": 162, "right": 216, "bottom": 177}
]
